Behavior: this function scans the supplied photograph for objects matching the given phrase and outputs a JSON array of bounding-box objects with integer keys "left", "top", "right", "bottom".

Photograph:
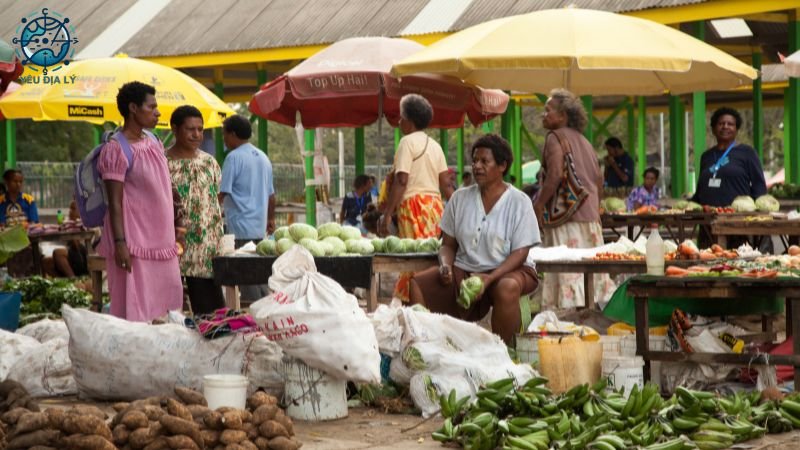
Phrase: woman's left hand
[{"left": 474, "top": 273, "right": 492, "bottom": 300}]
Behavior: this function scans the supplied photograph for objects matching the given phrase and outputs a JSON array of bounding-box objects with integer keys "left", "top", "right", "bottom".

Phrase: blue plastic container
[{"left": 0, "top": 291, "right": 22, "bottom": 332}]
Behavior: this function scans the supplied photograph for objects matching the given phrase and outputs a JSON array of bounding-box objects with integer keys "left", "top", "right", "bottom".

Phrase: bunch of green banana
[
  {"left": 641, "top": 436, "right": 697, "bottom": 450},
  {"left": 501, "top": 429, "right": 549, "bottom": 450},
  {"left": 626, "top": 420, "right": 663, "bottom": 446},
  {"left": 586, "top": 433, "right": 626, "bottom": 450},
  {"left": 675, "top": 386, "right": 716, "bottom": 409},
  {"left": 439, "top": 388, "right": 471, "bottom": 419},
  {"left": 751, "top": 401, "right": 793, "bottom": 434},
  {"left": 690, "top": 428, "right": 735, "bottom": 450},
  {"left": 778, "top": 397, "right": 800, "bottom": 429}
]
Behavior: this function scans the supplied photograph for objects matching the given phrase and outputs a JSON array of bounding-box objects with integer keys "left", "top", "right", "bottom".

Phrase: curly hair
[
  {"left": 116, "top": 81, "right": 156, "bottom": 118},
  {"left": 400, "top": 94, "right": 433, "bottom": 129},
  {"left": 471, "top": 134, "right": 513, "bottom": 176},
  {"left": 710, "top": 107, "right": 742, "bottom": 130},
  {"left": 549, "top": 88, "right": 588, "bottom": 132}
]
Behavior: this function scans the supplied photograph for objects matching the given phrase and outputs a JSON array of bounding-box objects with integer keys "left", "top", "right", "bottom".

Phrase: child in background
[
  {"left": 340, "top": 174, "right": 373, "bottom": 231},
  {"left": 0, "top": 169, "right": 38, "bottom": 227}
]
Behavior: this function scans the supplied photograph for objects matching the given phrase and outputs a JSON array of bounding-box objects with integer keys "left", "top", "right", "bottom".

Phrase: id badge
[{"left": 708, "top": 177, "right": 721, "bottom": 188}]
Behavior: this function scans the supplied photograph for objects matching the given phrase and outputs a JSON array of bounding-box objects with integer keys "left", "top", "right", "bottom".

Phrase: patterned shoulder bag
[{"left": 540, "top": 129, "right": 589, "bottom": 228}]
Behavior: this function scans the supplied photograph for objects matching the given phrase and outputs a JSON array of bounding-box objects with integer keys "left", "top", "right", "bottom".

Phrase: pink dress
[{"left": 97, "top": 136, "right": 183, "bottom": 322}]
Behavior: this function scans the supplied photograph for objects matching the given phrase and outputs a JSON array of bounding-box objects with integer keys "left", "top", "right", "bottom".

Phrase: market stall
[
  {"left": 711, "top": 215, "right": 800, "bottom": 249},
  {"left": 601, "top": 211, "right": 714, "bottom": 243}
]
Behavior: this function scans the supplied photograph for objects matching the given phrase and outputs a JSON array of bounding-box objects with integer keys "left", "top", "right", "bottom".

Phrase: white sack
[
  {"left": 63, "top": 305, "right": 284, "bottom": 400},
  {"left": 0, "top": 329, "right": 40, "bottom": 380},
  {"left": 7, "top": 337, "right": 75, "bottom": 397},
  {"left": 16, "top": 319, "right": 69, "bottom": 343}
]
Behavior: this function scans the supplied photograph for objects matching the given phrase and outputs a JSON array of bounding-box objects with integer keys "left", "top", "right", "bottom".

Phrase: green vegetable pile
[
  {"left": 768, "top": 183, "right": 800, "bottom": 199},
  {"left": 457, "top": 276, "right": 483, "bottom": 309},
  {"left": 5, "top": 276, "right": 92, "bottom": 326},
  {"left": 432, "top": 375, "right": 800, "bottom": 450}
]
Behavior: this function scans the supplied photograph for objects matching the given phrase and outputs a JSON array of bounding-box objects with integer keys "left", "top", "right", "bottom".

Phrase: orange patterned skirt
[{"left": 394, "top": 193, "right": 444, "bottom": 301}]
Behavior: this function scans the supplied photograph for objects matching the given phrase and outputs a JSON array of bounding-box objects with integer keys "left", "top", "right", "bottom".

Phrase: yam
[
  {"left": 129, "top": 427, "right": 157, "bottom": 449},
  {"left": 122, "top": 410, "right": 150, "bottom": 430},
  {"left": 165, "top": 434, "right": 200, "bottom": 450},
  {"left": 203, "top": 411, "right": 223, "bottom": 430},
  {"left": 246, "top": 392, "right": 278, "bottom": 410},
  {"left": 174, "top": 387, "right": 207, "bottom": 406},
  {"left": 141, "top": 405, "right": 167, "bottom": 422},
  {"left": 113, "top": 402, "right": 131, "bottom": 413},
  {"left": 223, "top": 445, "right": 247, "bottom": 450},
  {"left": 166, "top": 398, "right": 193, "bottom": 422},
  {"left": 142, "top": 436, "right": 169, "bottom": 450},
  {"left": 238, "top": 440, "right": 258, "bottom": 450},
  {"left": 200, "top": 429, "right": 220, "bottom": 447},
  {"left": 28, "top": 446, "right": 57, "bottom": 450},
  {"left": 62, "top": 413, "right": 112, "bottom": 440},
  {"left": 254, "top": 436, "right": 270, "bottom": 450},
  {"left": 219, "top": 429, "right": 247, "bottom": 445},
  {"left": 242, "top": 421, "right": 259, "bottom": 440},
  {"left": 44, "top": 407, "right": 66, "bottom": 430},
  {"left": 258, "top": 420, "right": 288, "bottom": 439},
  {"left": 62, "top": 433, "right": 116, "bottom": 450},
  {"left": 273, "top": 413, "right": 293, "bottom": 436},
  {"left": 267, "top": 436, "right": 302, "bottom": 450},
  {"left": 6, "top": 429, "right": 60, "bottom": 449},
  {"left": 159, "top": 415, "right": 203, "bottom": 448},
  {"left": 187, "top": 404, "right": 212, "bottom": 421},
  {"left": 113, "top": 424, "right": 131, "bottom": 446},
  {"left": 251, "top": 405, "right": 278, "bottom": 425},
  {"left": 0, "top": 408, "right": 29, "bottom": 425},
  {"left": 0, "top": 380, "right": 25, "bottom": 398},
  {"left": 12, "top": 412, "right": 49, "bottom": 435},
  {"left": 67, "top": 404, "right": 108, "bottom": 420},
  {"left": 221, "top": 411, "right": 243, "bottom": 430}
]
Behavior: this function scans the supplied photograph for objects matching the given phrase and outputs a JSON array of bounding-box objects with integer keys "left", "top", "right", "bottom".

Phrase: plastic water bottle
[
  {"left": 646, "top": 225, "right": 664, "bottom": 275},
  {"left": 56, "top": 209, "right": 64, "bottom": 225}
]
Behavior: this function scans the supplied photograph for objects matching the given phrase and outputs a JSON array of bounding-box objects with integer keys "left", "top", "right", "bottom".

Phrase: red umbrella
[{"left": 249, "top": 37, "right": 508, "bottom": 129}]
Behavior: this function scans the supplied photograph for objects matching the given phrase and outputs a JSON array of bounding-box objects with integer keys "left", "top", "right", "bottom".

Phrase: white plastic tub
[
  {"left": 515, "top": 334, "right": 541, "bottom": 365},
  {"left": 602, "top": 355, "right": 644, "bottom": 396},
  {"left": 203, "top": 374, "right": 248, "bottom": 410},
  {"left": 282, "top": 357, "right": 347, "bottom": 421}
]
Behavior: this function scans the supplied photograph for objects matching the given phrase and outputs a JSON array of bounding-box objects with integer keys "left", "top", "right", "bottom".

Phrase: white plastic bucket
[
  {"left": 282, "top": 358, "right": 347, "bottom": 421},
  {"left": 600, "top": 335, "right": 622, "bottom": 358},
  {"left": 602, "top": 356, "right": 644, "bottom": 396},
  {"left": 620, "top": 334, "right": 668, "bottom": 357},
  {"left": 515, "top": 334, "right": 540, "bottom": 365},
  {"left": 203, "top": 374, "right": 248, "bottom": 410}
]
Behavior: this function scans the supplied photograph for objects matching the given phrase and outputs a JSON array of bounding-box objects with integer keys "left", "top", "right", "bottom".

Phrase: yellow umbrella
[
  {"left": 0, "top": 55, "right": 234, "bottom": 128},
  {"left": 392, "top": 8, "right": 758, "bottom": 95}
]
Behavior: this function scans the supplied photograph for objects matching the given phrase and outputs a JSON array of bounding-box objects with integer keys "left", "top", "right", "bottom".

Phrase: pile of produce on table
[
  {"left": 256, "top": 222, "right": 440, "bottom": 257},
  {"left": 4, "top": 276, "right": 92, "bottom": 327},
  {"left": 0, "top": 382, "right": 301, "bottom": 450},
  {"left": 663, "top": 256, "right": 800, "bottom": 278},
  {"left": 768, "top": 183, "right": 800, "bottom": 199},
  {"left": 588, "top": 239, "right": 749, "bottom": 262},
  {"left": 431, "top": 375, "right": 800, "bottom": 450}
]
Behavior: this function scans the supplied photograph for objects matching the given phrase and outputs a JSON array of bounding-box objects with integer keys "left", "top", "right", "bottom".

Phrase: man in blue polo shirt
[
  {"left": 603, "top": 137, "right": 634, "bottom": 189},
  {"left": 219, "top": 115, "right": 275, "bottom": 301}
]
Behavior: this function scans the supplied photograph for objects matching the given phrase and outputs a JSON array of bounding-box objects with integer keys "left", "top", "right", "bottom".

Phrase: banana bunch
[
  {"left": 641, "top": 436, "right": 697, "bottom": 450},
  {"left": 586, "top": 433, "right": 626, "bottom": 450},
  {"left": 778, "top": 398, "right": 800, "bottom": 429},
  {"left": 439, "top": 388, "right": 471, "bottom": 419},
  {"left": 751, "top": 401, "right": 793, "bottom": 434}
]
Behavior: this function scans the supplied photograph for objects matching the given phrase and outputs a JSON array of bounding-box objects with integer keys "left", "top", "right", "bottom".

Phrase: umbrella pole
[
  {"left": 669, "top": 96, "right": 687, "bottom": 197},
  {"left": 257, "top": 69, "right": 269, "bottom": 155},
  {"left": 304, "top": 129, "right": 317, "bottom": 226},
  {"left": 355, "top": 127, "right": 365, "bottom": 176},
  {"left": 456, "top": 127, "right": 464, "bottom": 185},
  {"left": 636, "top": 97, "right": 647, "bottom": 189},
  {"left": 4, "top": 120, "right": 15, "bottom": 170},
  {"left": 752, "top": 51, "right": 764, "bottom": 164}
]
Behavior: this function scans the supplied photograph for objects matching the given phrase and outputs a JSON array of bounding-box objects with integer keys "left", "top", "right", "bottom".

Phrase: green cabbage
[
  {"left": 299, "top": 238, "right": 326, "bottom": 257},
  {"left": 318, "top": 240, "right": 334, "bottom": 256},
  {"left": 401, "top": 238, "right": 417, "bottom": 253},
  {"left": 604, "top": 197, "right": 626, "bottom": 213},
  {"left": 345, "top": 239, "right": 375, "bottom": 255},
  {"left": 371, "top": 238, "right": 385, "bottom": 253},
  {"left": 289, "top": 223, "right": 318, "bottom": 241},
  {"left": 418, "top": 237, "right": 441, "bottom": 253},
  {"left": 256, "top": 239, "right": 277, "bottom": 256},
  {"left": 457, "top": 276, "right": 483, "bottom": 309},
  {"left": 684, "top": 201, "right": 703, "bottom": 212},
  {"left": 673, "top": 200, "right": 688, "bottom": 210},
  {"left": 273, "top": 226, "right": 291, "bottom": 240},
  {"left": 385, "top": 236, "right": 403, "bottom": 253},
  {"left": 322, "top": 236, "right": 346, "bottom": 256},
  {"left": 317, "top": 222, "right": 343, "bottom": 239},
  {"left": 339, "top": 225, "right": 362, "bottom": 241},
  {"left": 731, "top": 195, "right": 756, "bottom": 212},
  {"left": 276, "top": 238, "right": 296, "bottom": 255},
  {"left": 755, "top": 194, "right": 779, "bottom": 212}
]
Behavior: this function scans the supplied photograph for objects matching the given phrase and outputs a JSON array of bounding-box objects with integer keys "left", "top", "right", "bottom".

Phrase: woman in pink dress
[{"left": 97, "top": 81, "right": 183, "bottom": 321}]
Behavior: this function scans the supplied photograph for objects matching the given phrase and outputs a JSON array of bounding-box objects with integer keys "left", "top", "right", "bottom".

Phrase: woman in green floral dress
[{"left": 166, "top": 105, "right": 225, "bottom": 314}]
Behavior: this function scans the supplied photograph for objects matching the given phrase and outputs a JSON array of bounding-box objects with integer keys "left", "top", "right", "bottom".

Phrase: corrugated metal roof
[
  {"left": 0, "top": 0, "right": 136, "bottom": 56},
  {"left": 401, "top": 0, "right": 475, "bottom": 36}
]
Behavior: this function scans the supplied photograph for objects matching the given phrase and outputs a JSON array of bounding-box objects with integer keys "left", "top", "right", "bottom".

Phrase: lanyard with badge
[
  {"left": 355, "top": 193, "right": 367, "bottom": 227},
  {"left": 708, "top": 141, "right": 735, "bottom": 188}
]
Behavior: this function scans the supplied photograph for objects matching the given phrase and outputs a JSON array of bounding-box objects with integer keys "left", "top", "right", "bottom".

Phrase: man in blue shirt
[
  {"left": 603, "top": 137, "right": 634, "bottom": 188},
  {"left": 220, "top": 115, "right": 275, "bottom": 301}
]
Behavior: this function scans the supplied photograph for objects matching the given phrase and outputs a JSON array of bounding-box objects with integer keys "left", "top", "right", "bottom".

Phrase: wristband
[{"left": 114, "top": 237, "right": 126, "bottom": 243}]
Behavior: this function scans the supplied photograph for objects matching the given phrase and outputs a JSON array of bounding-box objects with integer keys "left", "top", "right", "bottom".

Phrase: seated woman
[
  {"left": 409, "top": 134, "right": 541, "bottom": 344},
  {"left": 625, "top": 167, "right": 661, "bottom": 211},
  {"left": 42, "top": 201, "right": 90, "bottom": 278}
]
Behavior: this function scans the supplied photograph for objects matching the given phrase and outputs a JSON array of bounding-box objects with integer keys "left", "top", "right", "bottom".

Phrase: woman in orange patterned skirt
[{"left": 379, "top": 94, "right": 454, "bottom": 301}]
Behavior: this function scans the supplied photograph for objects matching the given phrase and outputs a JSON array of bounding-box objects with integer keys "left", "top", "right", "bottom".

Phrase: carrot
[
  {"left": 665, "top": 266, "right": 688, "bottom": 277},
  {"left": 687, "top": 266, "right": 710, "bottom": 273}
]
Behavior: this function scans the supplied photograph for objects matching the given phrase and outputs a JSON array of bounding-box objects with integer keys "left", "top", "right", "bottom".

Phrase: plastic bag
[
  {"left": 267, "top": 245, "right": 318, "bottom": 292},
  {"left": 370, "top": 303, "right": 403, "bottom": 357},
  {"left": 252, "top": 246, "right": 381, "bottom": 384}
]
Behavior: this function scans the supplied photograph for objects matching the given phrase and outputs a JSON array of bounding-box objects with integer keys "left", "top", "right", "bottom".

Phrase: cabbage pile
[
  {"left": 601, "top": 197, "right": 626, "bottom": 213},
  {"left": 730, "top": 195, "right": 757, "bottom": 212},
  {"left": 755, "top": 194, "right": 779, "bottom": 213}
]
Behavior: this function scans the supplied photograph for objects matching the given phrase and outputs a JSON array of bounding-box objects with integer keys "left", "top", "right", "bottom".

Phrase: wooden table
[
  {"left": 87, "top": 254, "right": 105, "bottom": 312},
  {"left": 602, "top": 212, "right": 713, "bottom": 243},
  {"left": 370, "top": 254, "right": 437, "bottom": 308},
  {"left": 627, "top": 276, "right": 800, "bottom": 386},
  {"left": 711, "top": 217, "right": 800, "bottom": 249},
  {"left": 28, "top": 229, "right": 96, "bottom": 275}
]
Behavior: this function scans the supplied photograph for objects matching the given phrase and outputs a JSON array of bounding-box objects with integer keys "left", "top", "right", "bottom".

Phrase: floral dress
[{"left": 167, "top": 152, "right": 224, "bottom": 279}]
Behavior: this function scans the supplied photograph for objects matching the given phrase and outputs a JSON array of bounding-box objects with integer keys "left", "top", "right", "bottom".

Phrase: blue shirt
[
  {"left": 0, "top": 192, "right": 38, "bottom": 226},
  {"left": 220, "top": 143, "right": 274, "bottom": 240},
  {"left": 692, "top": 144, "right": 766, "bottom": 207},
  {"left": 341, "top": 191, "right": 372, "bottom": 226},
  {"left": 605, "top": 153, "right": 634, "bottom": 188}
]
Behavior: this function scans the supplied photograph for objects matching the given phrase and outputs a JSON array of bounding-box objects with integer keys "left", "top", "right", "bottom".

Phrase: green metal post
[
  {"left": 669, "top": 96, "right": 687, "bottom": 197},
  {"left": 256, "top": 69, "right": 268, "bottom": 154},
  {"left": 0, "top": 120, "right": 5, "bottom": 171},
  {"left": 691, "top": 21, "right": 706, "bottom": 179},
  {"left": 456, "top": 127, "right": 464, "bottom": 185},
  {"left": 439, "top": 129, "right": 448, "bottom": 159},
  {"left": 636, "top": 97, "right": 646, "bottom": 187},
  {"left": 500, "top": 99, "right": 512, "bottom": 142},
  {"left": 790, "top": 15, "right": 800, "bottom": 184},
  {"left": 304, "top": 130, "right": 316, "bottom": 226},
  {"left": 582, "top": 96, "right": 594, "bottom": 146},
  {"left": 752, "top": 52, "right": 763, "bottom": 163},
  {"left": 785, "top": 93, "right": 791, "bottom": 167},
  {"left": 626, "top": 100, "right": 636, "bottom": 182},
  {"left": 394, "top": 128, "right": 401, "bottom": 151},
  {"left": 513, "top": 101, "right": 522, "bottom": 187},
  {"left": 5, "top": 121, "right": 16, "bottom": 169},
  {"left": 214, "top": 79, "right": 225, "bottom": 165},
  {"left": 92, "top": 125, "right": 102, "bottom": 147},
  {"left": 355, "top": 127, "right": 365, "bottom": 175},
  {"left": 481, "top": 119, "right": 493, "bottom": 134}
]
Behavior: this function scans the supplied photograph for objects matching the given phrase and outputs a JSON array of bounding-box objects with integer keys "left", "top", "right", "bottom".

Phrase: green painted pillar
[
  {"left": 439, "top": 129, "right": 448, "bottom": 155},
  {"left": 513, "top": 101, "right": 522, "bottom": 187},
  {"left": 669, "top": 96, "right": 687, "bottom": 197},
  {"left": 256, "top": 69, "right": 268, "bottom": 154},
  {"left": 456, "top": 127, "right": 465, "bottom": 185},
  {"left": 789, "top": 15, "right": 800, "bottom": 184},
  {"left": 214, "top": 79, "right": 225, "bottom": 165},
  {"left": 481, "top": 119, "right": 493, "bottom": 134},
  {"left": 626, "top": 100, "right": 636, "bottom": 181},
  {"left": 92, "top": 125, "right": 102, "bottom": 147},
  {"left": 582, "top": 96, "right": 594, "bottom": 145},
  {"left": 0, "top": 120, "right": 6, "bottom": 171},
  {"left": 394, "top": 128, "right": 401, "bottom": 151},
  {"left": 636, "top": 97, "right": 646, "bottom": 187},
  {"left": 304, "top": 129, "right": 316, "bottom": 226},
  {"left": 500, "top": 99, "right": 512, "bottom": 142},
  {"left": 691, "top": 21, "right": 706, "bottom": 181},
  {"left": 752, "top": 52, "right": 763, "bottom": 163},
  {"left": 354, "top": 127, "right": 365, "bottom": 175},
  {"left": 785, "top": 93, "right": 791, "bottom": 172},
  {"left": 5, "top": 121, "right": 16, "bottom": 169}
]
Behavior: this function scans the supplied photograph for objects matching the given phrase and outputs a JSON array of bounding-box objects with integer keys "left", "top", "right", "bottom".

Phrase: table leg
[
  {"left": 788, "top": 299, "right": 794, "bottom": 340},
  {"left": 31, "top": 241, "right": 43, "bottom": 275},
  {"left": 718, "top": 235, "right": 727, "bottom": 249},
  {"left": 792, "top": 298, "right": 800, "bottom": 389},
  {"left": 224, "top": 286, "right": 240, "bottom": 310},
  {"left": 761, "top": 314, "right": 774, "bottom": 337},
  {"left": 583, "top": 274, "right": 594, "bottom": 310},
  {"left": 90, "top": 268, "right": 103, "bottom": 312},
  {"left": 367, "top": 272, "right": 379, "bottom": 312},
  {"left": 628, "top": 225, "right": 634, "bottom": 240},
  {"left": 634, "top": 296, "right": 651, "bottom": 382}
]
